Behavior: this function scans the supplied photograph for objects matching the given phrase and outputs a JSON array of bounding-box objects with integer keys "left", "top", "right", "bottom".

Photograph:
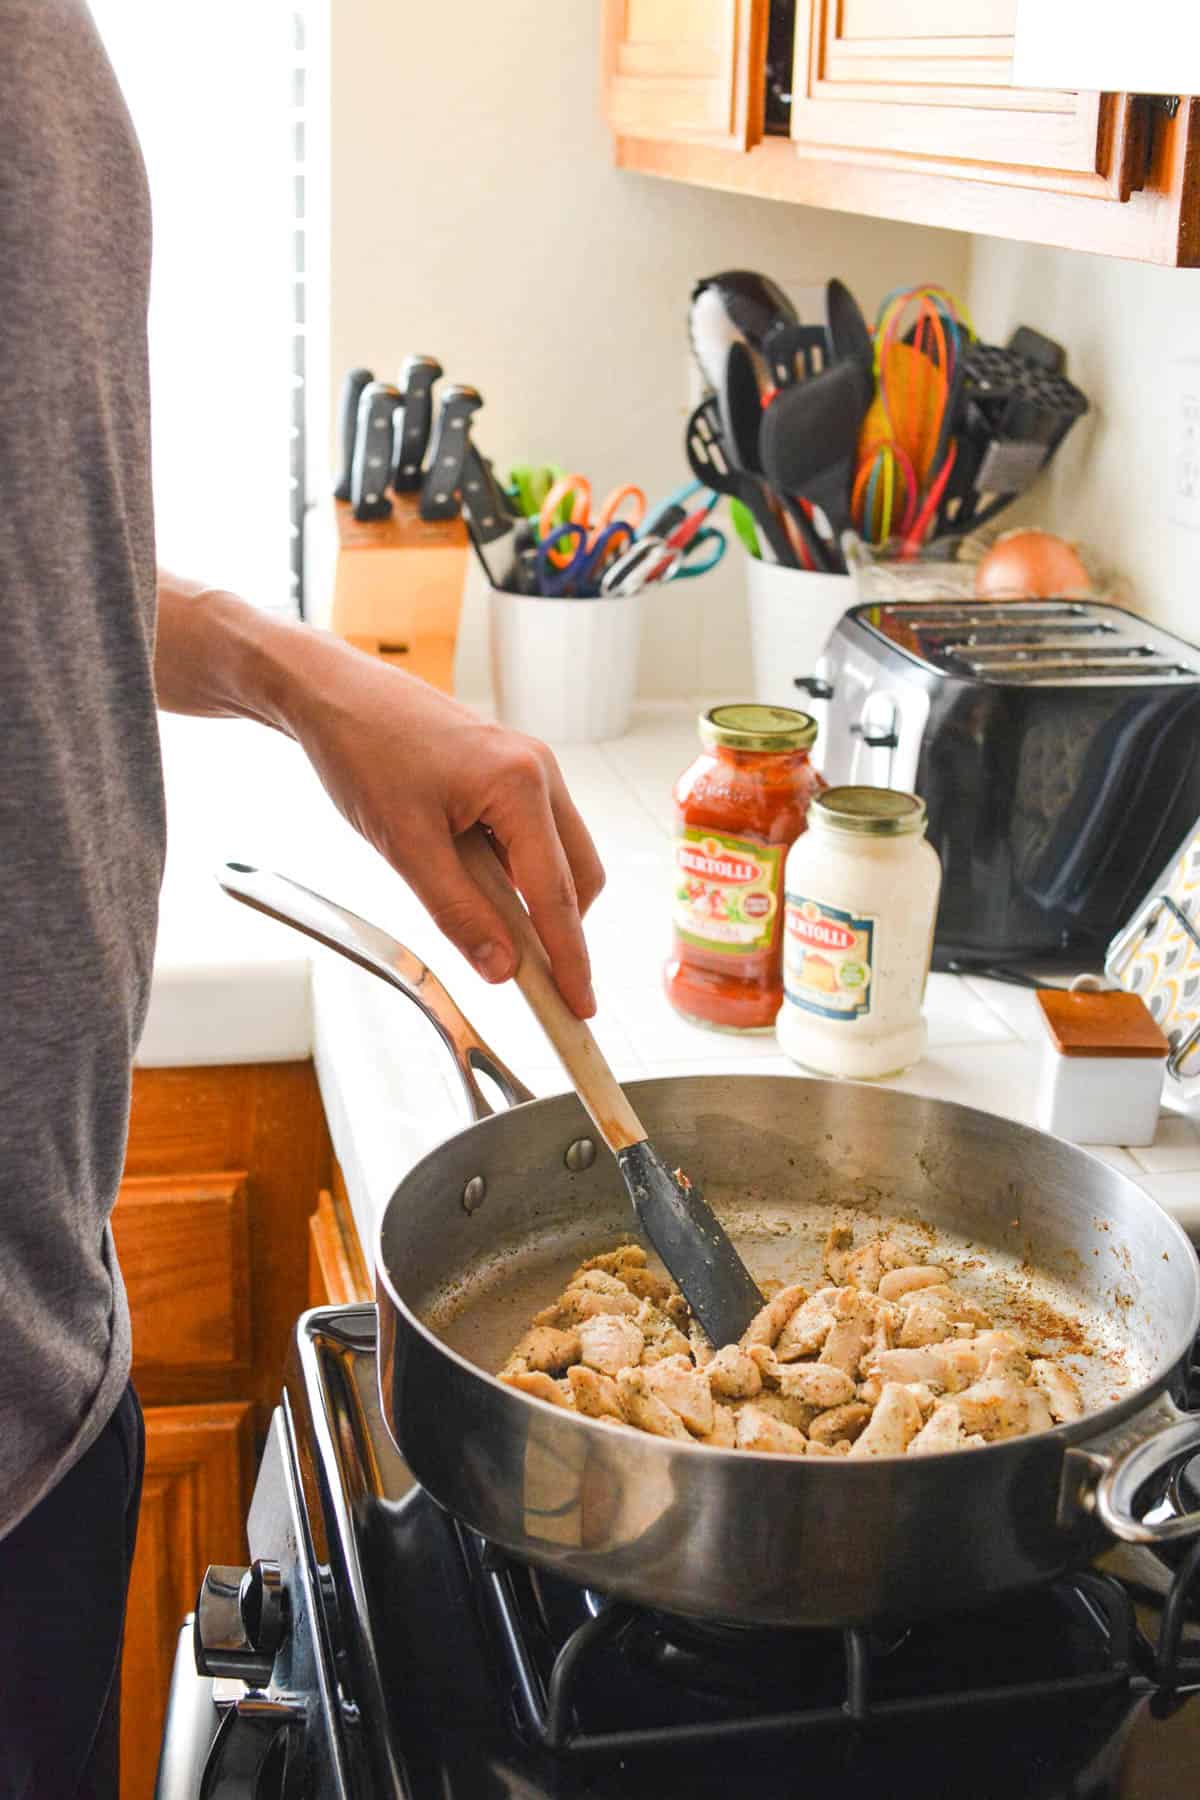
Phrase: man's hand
[{"left": 153, "top": 576, "right": 605, "bottom": 1017}]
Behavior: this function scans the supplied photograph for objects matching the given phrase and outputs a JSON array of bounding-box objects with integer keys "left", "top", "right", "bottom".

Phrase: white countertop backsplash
[{"left": 145, "top": 706, "right": 1200, "bottom": 1258}]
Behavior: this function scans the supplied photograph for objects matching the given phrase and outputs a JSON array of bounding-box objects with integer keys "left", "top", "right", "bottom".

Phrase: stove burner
[{"left": 462, "top": 1527, "right": 1200, "bottom": 1761}]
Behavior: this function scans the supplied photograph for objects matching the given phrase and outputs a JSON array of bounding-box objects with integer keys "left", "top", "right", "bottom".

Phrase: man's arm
[{"left": 154, "top": 571, "right": 604, "bottom": 1017}]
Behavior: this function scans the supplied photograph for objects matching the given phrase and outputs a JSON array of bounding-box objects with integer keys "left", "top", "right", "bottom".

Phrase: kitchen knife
[
  {"left": 350, "top": 380, "right": 401, "bottom": 521},
  {"left": 392, "top": 353, "right": 443, "bottom": 491},
  {"left": 333, "top": 366, "right": 373, "bottom": 500},
  {"left": 419, "top": 384, "right": 483, "bottom": 521},
  {"left": 459, "top": 438, "right": 520, "bottom": 589}
]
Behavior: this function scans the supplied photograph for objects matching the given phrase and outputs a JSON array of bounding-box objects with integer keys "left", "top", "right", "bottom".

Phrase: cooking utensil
[
  {"left": 688, "top": 270, "right": 798, "bottom": 392},
  {"left": 759, "top": 360, "right": 872, "bottom": 571},
  {"left": 350, "top": 380, "right": 401, "bottom": 522},
  {"left": 217, "top": 861, "right": 1200, "bottom": 1629},
  {"left": 333, "top": 366, "right": 373, "bottom": 501},
  {"left": 723, "top": 338, "right": 834, "bottom": 574},
  {"left": 419, "top": 384, "right": 483, "bottom": 522},
  {"left": 685, "top": 396, "right": 796, "bottom": 568},
  {"left": 825, "top": 277, "right": 874, "bottom": 379},
  {"left": 459, "top": 439, "right": 521, "bottom": 592},
  {"left": 392, "top": 353, "right": 443, "bottom": 492},
  {"left": 762, "top": 319, "right": 827, "bottom": 390}
]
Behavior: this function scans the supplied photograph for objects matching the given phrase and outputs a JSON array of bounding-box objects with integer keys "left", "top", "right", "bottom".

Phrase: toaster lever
[
  {"left": 850, "top": 722, "right": 899, "bottom": 749},
  {"left": 794, "top": 676, "right": 833, "bottom": 700}
]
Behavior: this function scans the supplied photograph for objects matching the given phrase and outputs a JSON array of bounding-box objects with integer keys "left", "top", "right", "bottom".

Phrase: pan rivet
[
  {"left": 462, "top": 1176, "right": 487, "bottom": 1214},
  {"left": 565, "top": 1138, "right": 597, "bottom": 1173}
]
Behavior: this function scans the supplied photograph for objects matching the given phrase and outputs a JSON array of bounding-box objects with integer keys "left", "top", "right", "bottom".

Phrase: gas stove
[{"left": 160, "top": 1306, "right": 1200, "bottom": 1799}]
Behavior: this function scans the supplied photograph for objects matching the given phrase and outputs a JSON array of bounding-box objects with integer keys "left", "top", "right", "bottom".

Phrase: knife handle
[
  {"left": 333, "top": 366, "right": 373, "bottom": 500},
  {"left": 392, "top": 353, "right": 443, "bottom": 491},
  {"left": 419, "top": 385, "right": 483, "bottom": 521},
  {"left": 460, "top": 442, "right": 514, "bottom": 544},
  {"left": 350, "top": 381, "right": 401, "bottom": 521}
]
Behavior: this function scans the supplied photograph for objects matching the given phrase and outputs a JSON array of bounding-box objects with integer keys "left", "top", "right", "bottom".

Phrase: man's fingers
[
  {"left": 492, "top": 785, "right": 597, "bottom": 1019},
  {"left": 397, "top": 830, "right": 516, "bottom": 985},
  {"left": 545, "top": 762, "right": 606, "bottom": 917}
]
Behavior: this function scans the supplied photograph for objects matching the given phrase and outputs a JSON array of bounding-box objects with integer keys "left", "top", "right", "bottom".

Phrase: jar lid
[
  {"left": 699, "top": 704, "right": 817, "bottom": 752},
  {"left": 812, "top": 786, "right": 927, "bottom": 836}
]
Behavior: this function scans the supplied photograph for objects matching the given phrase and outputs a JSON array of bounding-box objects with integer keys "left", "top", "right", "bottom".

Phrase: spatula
[
  {"left": 758, "top": 359, "right": 873, "bottom": 572},
  {"left": 456, "top": 827, "right": 763, "bottom": 1346}
]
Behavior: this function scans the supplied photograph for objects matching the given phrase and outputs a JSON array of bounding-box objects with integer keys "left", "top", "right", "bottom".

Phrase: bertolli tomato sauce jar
[
  {"left": 664, "top": 705, "right": 823, "bottom": 1032},
  {"left": 778, "top": 786, "right": 941, "bottom": 1079}
]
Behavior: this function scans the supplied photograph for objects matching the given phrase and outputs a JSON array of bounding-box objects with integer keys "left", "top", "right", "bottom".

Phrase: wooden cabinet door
[
  {"left": 790, "top": 0, "right": 1143, "bottom": 202},
  {"left": 602, "top": 0, "right": 768, "bottom": 149},
  {"left": 121, "top": 1403, "right": 254, "bottom": 1800}
]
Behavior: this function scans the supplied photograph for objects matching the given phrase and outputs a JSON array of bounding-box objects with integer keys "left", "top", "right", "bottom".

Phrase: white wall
[
  {"left": 966, "top": 238, "right": 1200, "bottom": 644},
  {"left": 324, "top": 0, "right": 969, "bottom": 699}
]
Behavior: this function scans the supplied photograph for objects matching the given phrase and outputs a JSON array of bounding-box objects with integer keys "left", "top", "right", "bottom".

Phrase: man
[{"left": 0, "top": 5, "right": 604, "bottom": 1793}]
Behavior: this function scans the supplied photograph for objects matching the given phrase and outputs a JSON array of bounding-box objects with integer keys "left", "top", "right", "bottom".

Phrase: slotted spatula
[{"left": 455, "top": 828, "right": 763, "bottom": 1345}]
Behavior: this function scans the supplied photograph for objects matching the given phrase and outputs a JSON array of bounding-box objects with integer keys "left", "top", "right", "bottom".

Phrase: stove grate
[{"left": 462, "top": 1530, "right": 1200, "bottom": 1760}]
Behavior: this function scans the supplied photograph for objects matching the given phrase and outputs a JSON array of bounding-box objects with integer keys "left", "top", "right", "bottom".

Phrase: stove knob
[
  {"left": 194, "top": 1562, "right": 286, "bottom": 1685},
  {"left": 199, "top": 1695, "right": 304, "bottom": 1800}
]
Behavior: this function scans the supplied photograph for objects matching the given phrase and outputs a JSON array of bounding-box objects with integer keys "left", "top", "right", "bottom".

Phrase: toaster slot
[
  {"left": 920, "top": 623, "right": 1114, "bottom": 650},
  {"left": 953, "top": 640, "right": 1159, "bottom": 668},
  {"left": 956, "top": 655, "right": 1196, "bottom": 682}
]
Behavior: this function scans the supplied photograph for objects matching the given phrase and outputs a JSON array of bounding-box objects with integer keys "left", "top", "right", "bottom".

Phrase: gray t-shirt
[{"left": 1, "top": 0, "right": 163, "bottom": 1535}]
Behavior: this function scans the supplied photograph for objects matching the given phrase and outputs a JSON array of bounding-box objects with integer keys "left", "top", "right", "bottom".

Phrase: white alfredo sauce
[{"left": 776, "top": 787, "right": 942, "bottom": 1080}]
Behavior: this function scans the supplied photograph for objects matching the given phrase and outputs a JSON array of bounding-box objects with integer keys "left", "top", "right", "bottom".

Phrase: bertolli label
[
  {"left": 783, "top": 895, "right": 875, "bottom": 1019},
  {"left": 672, "top": 829, "right": 782, "bottom": 954}
]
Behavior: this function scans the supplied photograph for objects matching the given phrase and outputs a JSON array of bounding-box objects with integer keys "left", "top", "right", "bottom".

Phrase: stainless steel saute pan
[{"left": 222, "top": 864, "right": 1200, "bottom": 1627}]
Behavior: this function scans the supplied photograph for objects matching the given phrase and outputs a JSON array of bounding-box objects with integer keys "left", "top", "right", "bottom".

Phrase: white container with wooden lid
[{"left": 1035, "top": 986, "right": 1169, "bottom": 1146}]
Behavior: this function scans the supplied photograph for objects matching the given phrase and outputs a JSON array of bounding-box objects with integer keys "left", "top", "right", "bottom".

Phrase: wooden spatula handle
[{"left": 456, "top": 826, "right": 646, "bottom": 1154}]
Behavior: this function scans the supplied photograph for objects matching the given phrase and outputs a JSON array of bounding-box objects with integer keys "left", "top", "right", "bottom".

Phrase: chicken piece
[
  {"left": 506, "top": 1325, "right": 581, "bottom": 1376},
  {"left": 929, "top": 1339, "right": 988, "bottom": 1391},
  {"left": 577, "top": 1313, "right": 645, "bottom": 1377},
  {"left": 955, "top": 1376, "right": 1031, "bottom": 1442},
  {"left": 641, "top": 1355, "right": 715, "bottom": 1438},
  {"left": 908, "top": 1401, "right": 966, "bottom": 1456},
  {"left": 823, "top": 1223, "right": 855, "bottom": 1283},
  {"left": 739, "top": 1284, "right": 808, "bottom": 1350},
  {"left": 864, "top": 1345, "right": 946, "bottom": 1389},
  {"left": 775, "top": 1289, "right": 840, "bottom": 1361},
  {"left": 839, "top": 1234, "right": 911, "bottom": 1293},
  {"left": 975, "top": 1330, "right": 1032, "bottom": 1384},
  {"left": 1024, "top": 1386, "right": 1055, "bottom": 1435},
  {"left": 805, "top": 1437, "right": 852, "bottom": 1458},
  {"left": 863, "top": 1295, "right": 899, "bottom": 1367},
  {"left": 616, "top": 1368, "right": 693, "bottom": 1441},
  {"left": 848, "top": 1383, "right": 923, "bottom": 1458},
  {"left": 878, "top": 1265, "right": 945, "bottom": 1303},
  {"left": 751, "top": 1390, "right": 818, "bottom": 1433},
  {"left": 707, "top": 1344, "right": 763, "bottom": 1400},
  {"left": 818, "top": 1288, "right": 876, "bottom": 1376},
  {"left": 808, "top": 1400, "right": 872, "bottom": 1446},
  {"left": 688, "top": 1319, "right": 715, "bottom": 1370},
  {"left": 538, "top": 1269, "right": 641, "bottom": 1327},
  {"left": 1030, "top": 1358, "right": 1085, "bottom": 1424},
  {"left": 735, "top": 1404, "right": 809, "bottom": 1456},
  {"left": 500, "top": 1370, "right": 573, "bottom": 1408},
  {"left": 899, "top": 1297, "right": 954, "bottom": 1349},
  {"left": 704, "top": 1404, "right": 738, "bottom": 1448},
  {"left": 580, "top": 1244, "right": 646, "bottom": 1279},
  {"left": 566, "top": 1364, "right": 627, "bottom": 1422},
  {"left": 635, "top": 1299, "right": 692, "bottom": 1364},
  {"left": 772, "top": 1361, "right": 855, "bottom": 1409}
]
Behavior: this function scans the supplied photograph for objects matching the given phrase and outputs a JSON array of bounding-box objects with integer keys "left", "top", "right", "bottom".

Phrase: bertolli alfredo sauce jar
[{"left": 777, "top": 786, "right": 941, "bottom": 1078}]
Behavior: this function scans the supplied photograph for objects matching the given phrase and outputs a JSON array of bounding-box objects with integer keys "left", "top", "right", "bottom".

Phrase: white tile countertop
[{"left": 146, "top": 705, "right": 1200, "bottom": 1258}]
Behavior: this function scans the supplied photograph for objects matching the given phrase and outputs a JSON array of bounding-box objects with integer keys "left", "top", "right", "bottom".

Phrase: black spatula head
[
  {"left": 759, "top": 359, "right": 872, "bottom": 540},
  {"left": 616, "top": 1140, "right": 763, "bottom": 1348}
]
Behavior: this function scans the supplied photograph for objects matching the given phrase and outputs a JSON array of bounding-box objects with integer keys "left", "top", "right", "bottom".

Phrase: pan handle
[
  {"left": 1064, "top": 1394, "right": 1200, "bottom": 1546},
  {"left": 218, "top": 862, "right": 533, "bottom": 1122}
]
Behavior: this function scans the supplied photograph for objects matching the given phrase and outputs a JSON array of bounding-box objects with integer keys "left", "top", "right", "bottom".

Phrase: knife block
[{"left": 326, "top": 496, "right": 469, "bottom": 693}]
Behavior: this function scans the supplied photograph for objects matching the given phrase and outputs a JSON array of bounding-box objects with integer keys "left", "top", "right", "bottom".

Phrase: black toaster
[{"left": 805, "top": 599, "right": 1200, "bottom": 969}]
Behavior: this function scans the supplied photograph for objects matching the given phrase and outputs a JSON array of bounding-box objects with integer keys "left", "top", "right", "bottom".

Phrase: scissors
[
  {"left": 641, "top": 479, "right": 716, "bottom": 540},
  {"left": 507, "top": 463, "right": 565, "bottom": 520},
  {"left": 598, "top": 534, "right": 685, "bottom": 596},
  {"left": 538, "top": 474, "right": 646, "bottom": 566},
  {"left": 535, "top": 520, "right": 635, "bottom": 597}
]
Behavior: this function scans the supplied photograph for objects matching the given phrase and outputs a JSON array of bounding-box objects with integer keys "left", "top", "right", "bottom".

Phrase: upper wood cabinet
[
  {"left": 790, "top": 0, "right": 1143, "bottom": 203},
  {"left": 601, "top": 0, "right": 767, "bottom": 149},
  {"left": 602, "top": 0, "right": 1200, "bottom": 265}
]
